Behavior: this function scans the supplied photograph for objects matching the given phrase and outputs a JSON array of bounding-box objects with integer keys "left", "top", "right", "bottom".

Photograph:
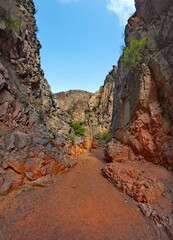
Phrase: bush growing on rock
[
  {"left": 70, "top": 121, "right": 86, "bottom": 137},
  {"left": 122, "top": 38, "right": 150, "bottom": 68},
  {"left": 101, "top": 131, "right": 111, "bottom": 141},
  {"left": 1, "top": 10, "right": 20, "bottom": 34}
]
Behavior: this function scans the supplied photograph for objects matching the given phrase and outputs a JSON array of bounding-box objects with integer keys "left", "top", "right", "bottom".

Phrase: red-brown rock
[
  {"left": 0, "top": 170, "right": 23, "bottom": 195},
  {"left": 105, "top": 139, "right": 136, "bottom": 163},
  {"left": 103, "top": 163, "right": 164, "bottom": 202},
  {"left": 29, "top": 175, "right": 52, "bottom": 187},
  {"left": 110, "top": 0, "right": 173, "bottom": 170}
]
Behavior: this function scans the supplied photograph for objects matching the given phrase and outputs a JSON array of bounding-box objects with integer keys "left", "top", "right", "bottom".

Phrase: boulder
[
  {"left": 105, "top": 139, "right": 136, "bottom": 163},
  {"left": 103, "top": 163, "right": 164, "bottom": 202}
]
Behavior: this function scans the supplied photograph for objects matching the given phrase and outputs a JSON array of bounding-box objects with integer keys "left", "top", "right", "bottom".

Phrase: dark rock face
[
  {"left": 109, "top": 0, "right": 173, "bottom": 170},
  {"left": 0, "top": 0, "right": 75, "bottom": 195},
  {"left": 135, "top": 0, "right": 173, "bottom": 23}
]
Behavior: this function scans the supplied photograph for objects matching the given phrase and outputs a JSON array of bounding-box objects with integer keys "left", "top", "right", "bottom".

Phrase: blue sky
[{"left": 34, "top": 0, "right": 135, "bottom": 93}]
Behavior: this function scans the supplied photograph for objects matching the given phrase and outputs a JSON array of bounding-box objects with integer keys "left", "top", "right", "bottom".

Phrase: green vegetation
[
  {"left": 1, "top": 10, "right": 20, "bottom": 34},
  {"left": 122, "top": 38, "right": 150, "bottom": 68},
  {"left": 70, "top": 121, "right": 86, "bottom": 137},
  {"left": 101, "top": 131, "right": 111, "bottom": 141}
]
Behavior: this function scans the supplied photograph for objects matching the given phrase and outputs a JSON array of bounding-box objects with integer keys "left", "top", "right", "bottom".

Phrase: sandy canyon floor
[{"left": 0, "top": 149, "right": 173, "bottom": 240}]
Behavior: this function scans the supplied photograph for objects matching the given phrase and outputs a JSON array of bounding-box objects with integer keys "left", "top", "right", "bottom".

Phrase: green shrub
[
  {"left": 70, "top": 121, "right": 86, "bottom": 137},
  {"left": 1, "top": 11, "right": 20, "bottom": 34},
  {"left": 122, "top": 38, "right": 150, "bottom": 68},
  {"left": 101, "top": 131, "right": 111, "bottom": 141}
]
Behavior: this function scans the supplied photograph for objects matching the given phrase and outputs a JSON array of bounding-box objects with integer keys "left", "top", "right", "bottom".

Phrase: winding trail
[{"left": 0, "top": 149, "right": 164, "bottom": 240}]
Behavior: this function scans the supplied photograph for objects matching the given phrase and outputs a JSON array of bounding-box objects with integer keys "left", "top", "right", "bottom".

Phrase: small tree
[
  {"left": 70, "top": 122, "right": 86, "bottom": 137},
  {"left": 122, "top": 38, "right": 150, "bottom": 68}
]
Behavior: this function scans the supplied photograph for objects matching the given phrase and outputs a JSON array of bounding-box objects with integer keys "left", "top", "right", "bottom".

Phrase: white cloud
[{"left": 107, "top": 0, "right": 135, "bottom": 25}]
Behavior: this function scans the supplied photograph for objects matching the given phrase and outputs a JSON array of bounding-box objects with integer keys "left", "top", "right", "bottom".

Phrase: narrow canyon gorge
[{"left": 0, "top": 0, "right": 173, "bottom": 239}]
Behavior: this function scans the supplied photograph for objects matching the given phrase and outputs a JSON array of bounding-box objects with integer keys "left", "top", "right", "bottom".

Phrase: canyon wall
[
  {"left": 0, "top": 0, "right": 75, "bottom": 195},
  {"left": 0, "top": 0, "right": 115, "bottom": 195},
  {"left": 107, "top": 0, "right": 173, "bottom": 170},
  {"left": 54, "top": 67, "right": 115, "bottom": 140},
  {"left": 86, "top": 66, "right": 115, "bottom": 137},
  {"left": 54, "top": 90, "right": 92, "bottom": 123}
]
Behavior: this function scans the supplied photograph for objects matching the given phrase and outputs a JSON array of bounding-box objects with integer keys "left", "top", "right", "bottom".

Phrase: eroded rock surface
[
  {"left": 103, "top": 163, "right": 164, "bottom": 202},
  {"left": 54, "top": 90, "right": 92, "bottom": 123},
  {"left": 54, "top": 67, "right": 115, "bottom": 139},
  {"left": 108, "top": 0, "right": 173, "bottom": 170},
  {"left": 0, "top": 0, "right": 76, "bottom": 195},
  {"left": 0, "top": 0, "right": 115, "bottom": 195},
  {"left": 103, "top": 2, "right": 173, "bottom": 234}
]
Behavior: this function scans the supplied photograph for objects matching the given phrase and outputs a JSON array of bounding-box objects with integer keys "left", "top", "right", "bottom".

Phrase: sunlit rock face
[
  {"left": 0, "top": 0, "right": 77, "bottom": 195},
  {"left": 54, "top": 90, "right": 92, "bottom": 123},
  {"left": 54, "top": 67, "right": 115, "bottom": 139},
  {"left": 87, "top": 66, "right": 116, "bottom": 136},
  {"left": 108, "top": 0, "right": 173, "bottom": 170}
]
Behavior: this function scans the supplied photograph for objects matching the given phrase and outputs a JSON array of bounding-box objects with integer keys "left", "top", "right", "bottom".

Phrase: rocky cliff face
[
  {"left": 0, "top": 0, "right": 115, "bottom": 195},
  {"left": 107, "top": 0, "right": 173, "bottom": 170},
  {"left": 0, "top": 0, "right": 75, "bottom": 195},
  {"left": 54, "top": 90, "right": 92, "bottom": 123},
  {"left": 54, "top": 68, "right": 115, "bottom": 140},
  {"left": 86, "top": 66, "right": 115, "bottom": 137}
]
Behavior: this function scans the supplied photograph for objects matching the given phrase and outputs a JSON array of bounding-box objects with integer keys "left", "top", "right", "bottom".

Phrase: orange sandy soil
[{"left": 0, "top": 149, "right": 172, "bottom": 240}]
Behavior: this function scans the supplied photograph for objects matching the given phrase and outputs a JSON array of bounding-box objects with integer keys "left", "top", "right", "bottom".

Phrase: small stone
[{"left": 29, "top": 175, "right": 52, "bottom": 187}]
